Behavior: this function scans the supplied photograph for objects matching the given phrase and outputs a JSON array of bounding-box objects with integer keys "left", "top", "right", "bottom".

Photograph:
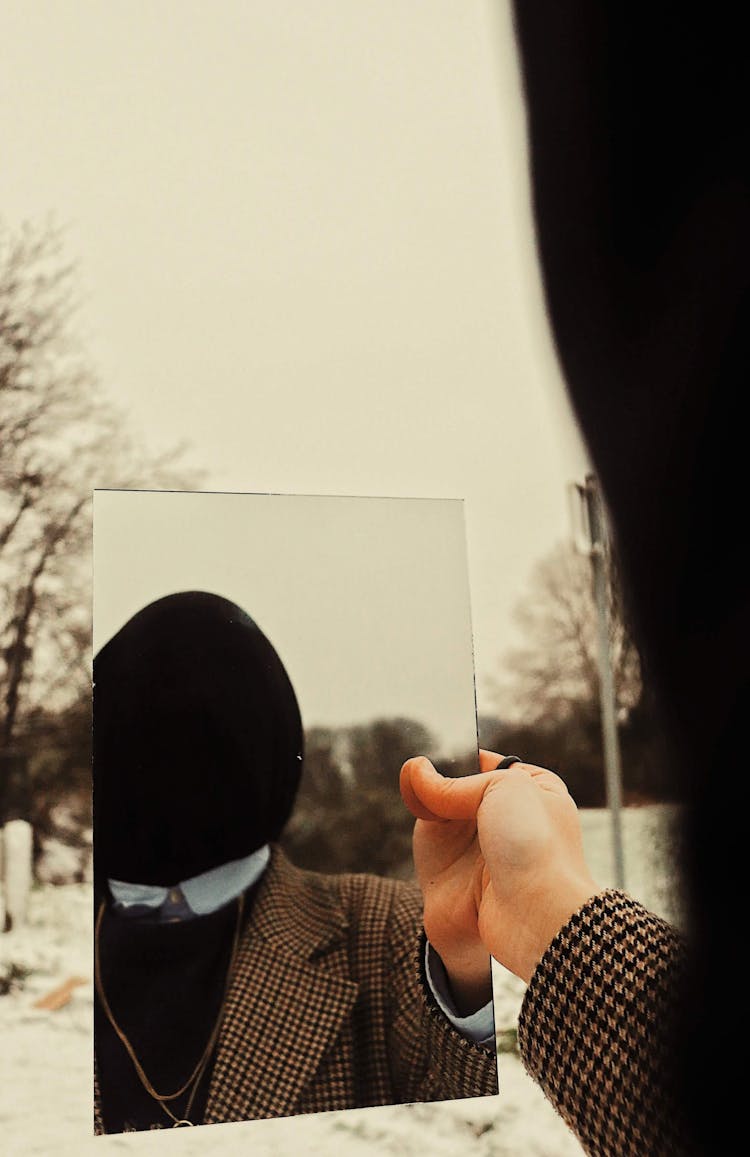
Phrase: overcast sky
[{"left": 2, "top": 1, "right": 589, "bottom": 714}]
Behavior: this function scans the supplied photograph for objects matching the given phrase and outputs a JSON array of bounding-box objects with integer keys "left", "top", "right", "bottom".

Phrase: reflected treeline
[
  {"left": 281, "top": 717, "right": 478, "bottom": 878},
  {"left": 2, "top": 706, "right": 477, "bottom": 885}
]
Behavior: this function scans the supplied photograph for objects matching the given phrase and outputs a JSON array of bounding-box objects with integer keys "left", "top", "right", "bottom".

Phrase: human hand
[{"left": 400, "top": 751, "right": 599, "bottom": 985}]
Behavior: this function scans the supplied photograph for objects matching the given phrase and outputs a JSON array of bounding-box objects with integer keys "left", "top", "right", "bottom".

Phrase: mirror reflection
[{"left": 92, "top": 489, "right": 495, "bottom": 1134}]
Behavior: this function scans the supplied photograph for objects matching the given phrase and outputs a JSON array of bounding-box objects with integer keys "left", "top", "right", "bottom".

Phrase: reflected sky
[{"left": 94, "top": 490, "right": 478, "bottom": 758}]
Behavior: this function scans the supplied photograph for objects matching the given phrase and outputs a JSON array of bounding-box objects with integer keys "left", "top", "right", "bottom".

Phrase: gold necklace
[{"left": 94, "top": 892, "right": 245, "bottom": 1128}]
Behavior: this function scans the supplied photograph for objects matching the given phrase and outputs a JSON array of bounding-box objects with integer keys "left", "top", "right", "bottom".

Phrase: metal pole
[{"left": 584, "top": 476, "right": 626, "bottom": 889}]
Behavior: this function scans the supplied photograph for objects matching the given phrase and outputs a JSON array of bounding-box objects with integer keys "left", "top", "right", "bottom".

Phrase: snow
[{"left": 0, "top": 805, "right": 684, "bottom": 1156}]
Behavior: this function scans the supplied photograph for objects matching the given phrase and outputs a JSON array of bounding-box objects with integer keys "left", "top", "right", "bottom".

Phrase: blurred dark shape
[
  {"left": 512, "top": 6, "right": 748, "bottom": 1147},
  {"left": 93, "top": 592, "right": 303, "bottom": 887}
]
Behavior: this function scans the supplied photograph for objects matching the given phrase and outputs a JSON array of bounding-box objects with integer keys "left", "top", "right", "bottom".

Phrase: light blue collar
[{"left": 108, "top": 844, "right": 271, "bottom": 919}]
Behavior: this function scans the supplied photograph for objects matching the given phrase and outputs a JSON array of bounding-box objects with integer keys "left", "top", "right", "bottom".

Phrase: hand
[
  {"left": 400, "top": 751, "right": 599, "bottom": 985},
  {"left": 399, "top": 750, "right": 500, "bottom": 1014}
]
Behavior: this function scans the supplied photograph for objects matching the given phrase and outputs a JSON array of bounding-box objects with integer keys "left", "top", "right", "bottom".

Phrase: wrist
[
  {"left": 430, "top": 940, "right": 493, "bottom": 1015},
  {"left": 514, "top": 873, "right": 600, "bottom": 983}
]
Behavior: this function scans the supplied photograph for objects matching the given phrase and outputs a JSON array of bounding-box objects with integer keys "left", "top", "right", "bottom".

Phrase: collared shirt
[
  {"left": 109, "top": 845, "right": 271, "bottom": 919},
  {"left": 108, "top": 845, "right": 494, "bottom": 1045}
]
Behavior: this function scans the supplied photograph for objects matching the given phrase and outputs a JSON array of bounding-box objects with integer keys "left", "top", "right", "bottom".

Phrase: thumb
[{"left": 399, "top": 756, "right": 494, "bottom": 822}]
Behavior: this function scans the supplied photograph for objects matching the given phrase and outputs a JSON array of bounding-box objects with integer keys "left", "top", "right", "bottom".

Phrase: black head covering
[{"left": 93, "top": 591, "right": 303, "bottom": 886}]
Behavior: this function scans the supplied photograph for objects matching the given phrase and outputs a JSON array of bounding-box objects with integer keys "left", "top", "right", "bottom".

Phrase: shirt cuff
[{"left": 424, "top": 940, "right": 495, "bottom": 1046}]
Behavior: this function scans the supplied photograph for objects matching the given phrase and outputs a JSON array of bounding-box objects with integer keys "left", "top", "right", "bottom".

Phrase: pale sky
[{"left": 2, "top": 1, "right": 589, "bottom": 713}]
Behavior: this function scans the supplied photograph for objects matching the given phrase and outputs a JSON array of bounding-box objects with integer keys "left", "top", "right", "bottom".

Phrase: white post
[{"left": 1, "top": 819, "right": 34, "bottom": 931}]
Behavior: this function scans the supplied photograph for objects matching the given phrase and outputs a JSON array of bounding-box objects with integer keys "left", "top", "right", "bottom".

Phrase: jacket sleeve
[
  {"left": 518, "top": 890, "right": 693, "bottom": 1157},
  {"left": 385, "top": 879, "right": 499, "bottom": 1104}
]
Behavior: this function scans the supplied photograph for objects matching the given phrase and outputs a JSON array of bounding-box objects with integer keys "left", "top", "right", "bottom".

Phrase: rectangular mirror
[{"left": 92, "top": 489, "right": 497, "bottom": 1134}]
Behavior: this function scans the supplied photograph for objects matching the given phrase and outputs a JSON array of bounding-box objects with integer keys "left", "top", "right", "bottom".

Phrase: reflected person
[{"left": 93, "top": 590, "right": 498, "bottom": 1133}]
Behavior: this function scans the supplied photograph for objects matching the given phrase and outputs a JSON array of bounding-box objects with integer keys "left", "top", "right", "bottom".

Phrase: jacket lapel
[{"left": 204, "top": 847, "right": 358, "bottom": 1123}]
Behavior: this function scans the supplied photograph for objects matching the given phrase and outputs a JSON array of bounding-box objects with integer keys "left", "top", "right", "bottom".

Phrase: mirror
[{"left": 92, "top": 489, "right": 495, "bottom": 1134}]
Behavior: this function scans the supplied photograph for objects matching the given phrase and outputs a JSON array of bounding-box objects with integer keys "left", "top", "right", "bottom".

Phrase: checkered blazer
[
  {"left": 93, "top": 845, "right": 498, "bottom": 1131},
  {"left": 518, "top": 890, "right": 690, "bottom": 1156}
]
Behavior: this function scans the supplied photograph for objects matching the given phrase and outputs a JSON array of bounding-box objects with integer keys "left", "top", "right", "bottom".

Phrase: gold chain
[{"left": 94, "top": 892, "right": 244, "bottom": 1128}]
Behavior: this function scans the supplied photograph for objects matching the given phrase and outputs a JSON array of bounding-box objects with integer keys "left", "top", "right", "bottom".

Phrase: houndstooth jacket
[
  {"left": 93, "top": 845, "right": 498, "bottom": 1131},
  {"left": 518, "top": 890, "right": 691, "bottom": 1157}
]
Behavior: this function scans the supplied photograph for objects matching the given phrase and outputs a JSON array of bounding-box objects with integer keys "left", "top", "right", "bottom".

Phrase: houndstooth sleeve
[
  {"left": 518, "top": 890, "right": 693, "bottom": 1156},
  {"left": 384, "top": 879, "right": 499, "bottom": 1104}
]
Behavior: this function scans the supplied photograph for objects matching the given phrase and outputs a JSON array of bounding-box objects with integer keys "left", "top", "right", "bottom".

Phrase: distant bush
[
  {"left": 0, "top": 961, "right": 31, "bottom": 996},
  {"left": 281, "top": 717, "right": 438, "bottom": 877}
]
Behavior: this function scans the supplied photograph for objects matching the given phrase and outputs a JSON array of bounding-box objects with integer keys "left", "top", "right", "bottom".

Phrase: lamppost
[{"left": 569, "top": 474, "right": 626, "bottom": 888}]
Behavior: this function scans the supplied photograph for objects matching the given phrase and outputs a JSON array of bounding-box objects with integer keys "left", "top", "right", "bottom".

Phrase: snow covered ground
[{"left": 0, "top": 805, "right": 683, "bottom": 1157}]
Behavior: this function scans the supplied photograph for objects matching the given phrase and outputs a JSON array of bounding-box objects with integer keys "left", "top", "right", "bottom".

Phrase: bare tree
[
  {"left": 483, "top": 540, "right": 680, "bottom": 807},
  {"left": 0, "top": 221, "right": 195, "bottom": 766},
  {"left": 494, "top": 540, "right": 641, "bottom": 727}
]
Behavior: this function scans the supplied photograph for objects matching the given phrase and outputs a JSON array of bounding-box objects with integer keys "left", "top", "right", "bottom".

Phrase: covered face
[{"left": 93, "top": 591, "right": 303, "bottom": 887}]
